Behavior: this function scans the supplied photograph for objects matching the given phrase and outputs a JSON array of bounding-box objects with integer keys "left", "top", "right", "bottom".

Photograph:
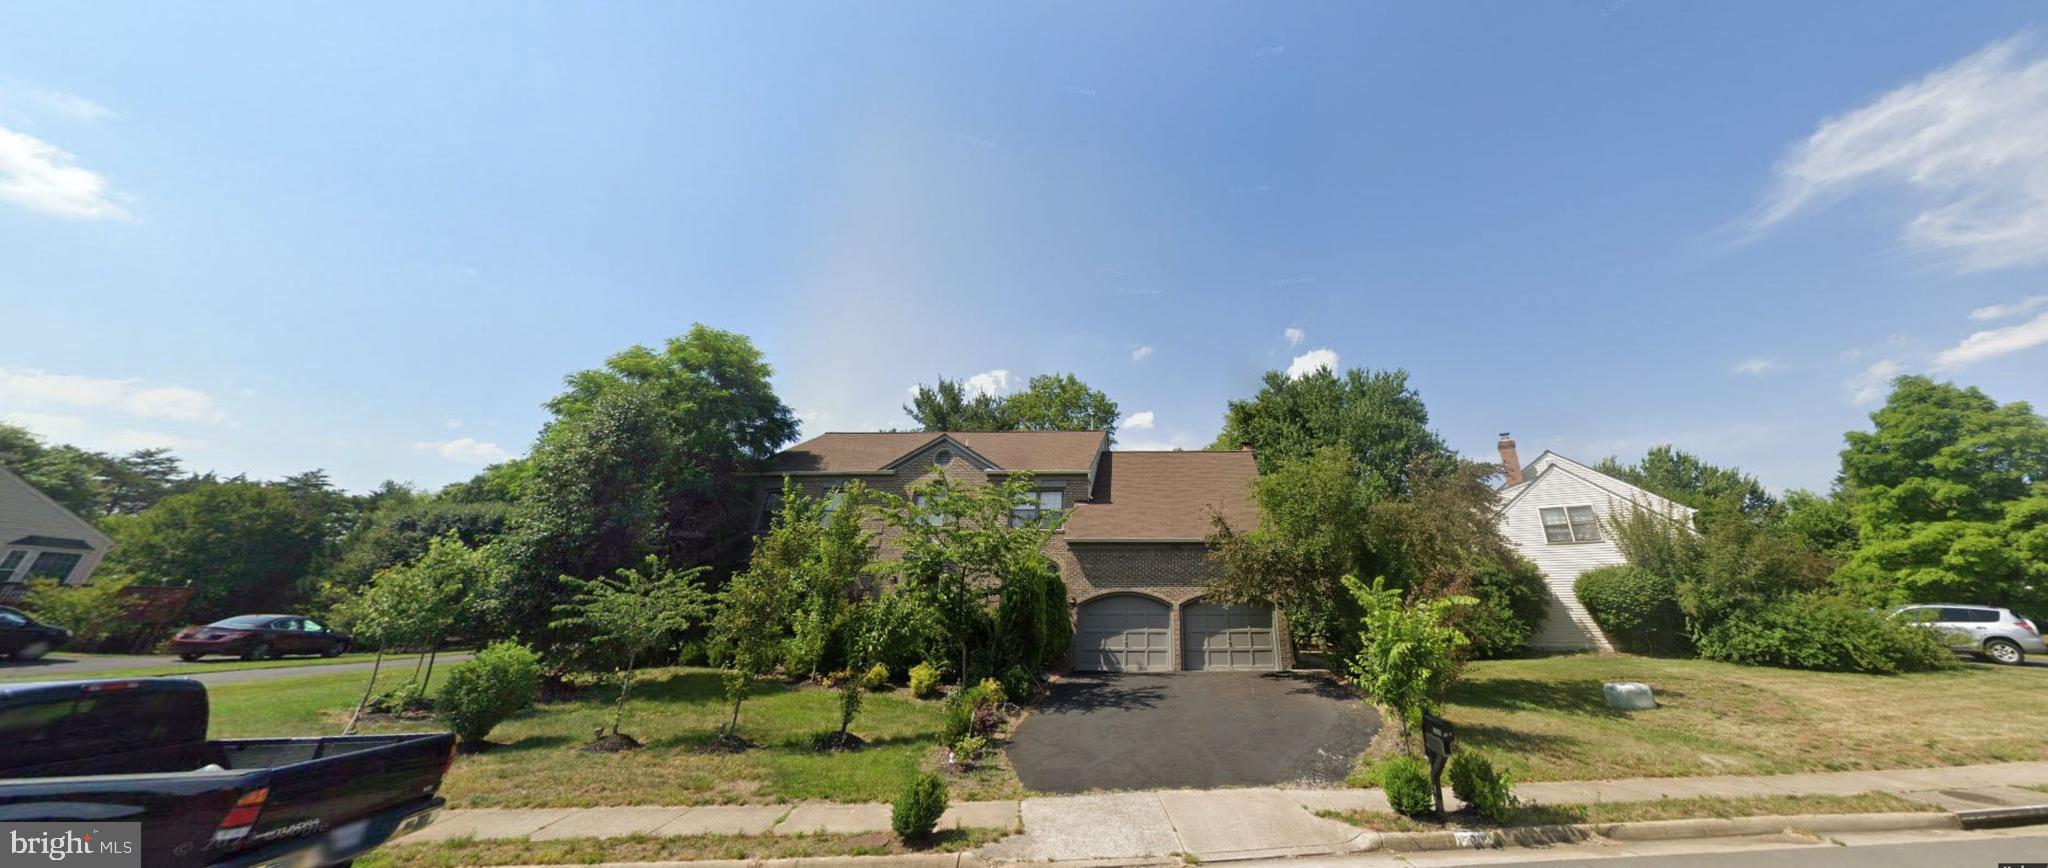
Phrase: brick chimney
[{"left": 1498, "top": 433, "right": 1523, "bottom": 486}]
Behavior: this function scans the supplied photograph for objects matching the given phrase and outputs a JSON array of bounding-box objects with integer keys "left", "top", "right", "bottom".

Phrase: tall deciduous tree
[
  {"left": 101, "top": 481, "right": 329, "bottom": 620},
  {"left": 1831, "top": 376, "right": 2048, "bottom": 614},
  {"left": 1212, "top": 367, "right": 1451, "bottom": 491},
  {"left": 1595, "top": 445, "right": 1778, "bottom": 519},
  {"left": 903, "top": 373, "right": 1120, "bottom": 439},
  {"left": 495, "top": 325, "right": 798, "bottom": 657}
]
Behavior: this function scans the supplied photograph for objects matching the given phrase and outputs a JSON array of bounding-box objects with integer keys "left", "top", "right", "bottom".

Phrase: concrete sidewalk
[{"left": 403, "top": 761, "right": 2048, "bottom": 862}]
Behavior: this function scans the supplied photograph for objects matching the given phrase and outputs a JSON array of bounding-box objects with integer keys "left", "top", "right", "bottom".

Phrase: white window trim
[{"left": 1539, "top": 505, "right": 1603, "bottom": 544}]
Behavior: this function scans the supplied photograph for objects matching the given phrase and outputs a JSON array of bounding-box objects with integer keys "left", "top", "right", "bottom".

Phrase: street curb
[
  {"left": 1956, "top": 804, "right": 2048, "bottom": 830},
  {"left": 1373, "top": 811, "right": 1964, "bottom": 853},
  {"left": 500, "top": 854, "right": 982, "bottom": 868}
]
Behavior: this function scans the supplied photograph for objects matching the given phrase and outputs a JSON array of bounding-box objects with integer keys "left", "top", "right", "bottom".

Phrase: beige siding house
[
  {"left": 0, "top": 465, "right": 113, "bottom": 601},
  {"left": 1491, "top": 435, "right": 1692, "bottom": 651},
  {"left": 757, "top": 431, "right": 1284, "bottom": 672}
]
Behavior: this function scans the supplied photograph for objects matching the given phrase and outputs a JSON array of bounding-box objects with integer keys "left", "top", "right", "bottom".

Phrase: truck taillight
[{"left": 212, "top": 787, "right": 269, "bottom": 844}]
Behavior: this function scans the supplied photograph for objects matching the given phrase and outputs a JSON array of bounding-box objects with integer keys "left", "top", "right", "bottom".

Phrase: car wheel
[
  {"left": 13, "top": 641, "right": 51, "bottom": 661},
  {"left": 1985, "top": 639, "right": 2024, "bottom": 665},
  {"left": 178, "top": 653, "right": 204, "bottom": 662},
  {"left": 243, "top": 643, "right": 271, "bottom": 661}
]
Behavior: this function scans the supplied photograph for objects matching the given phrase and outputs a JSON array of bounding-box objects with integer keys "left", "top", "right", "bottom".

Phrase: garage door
[
  {"left": 1182, "top": 602, "right": 1277, "bottom": 670},
  {"left": 1074, "top": 596, "right": 1171, "bottom": 671}
]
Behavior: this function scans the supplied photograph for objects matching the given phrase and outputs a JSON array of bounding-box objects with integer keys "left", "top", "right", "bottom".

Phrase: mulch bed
[
  {"left": 811, "top": 731, "right": 867, "bottom": 752},
  {"left": 693, "top": 732, "right": 756, "bottom": 754},
  {"left": 579, "top": 733, "right": 645, "bottom": 753}
]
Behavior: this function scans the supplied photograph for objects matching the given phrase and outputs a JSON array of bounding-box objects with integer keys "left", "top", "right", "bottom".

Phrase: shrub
[
  {"left": 23, "top": 574, "right": 136, "bottom": 650},
  {"left": 367, "top": 679, "right": 429, "bottom": 714},
  {"left": 909, "top": 662, "right": 942, "bottom": 699},
  {"left": 1344, "top": 576, "right": 1474, "bottom": 730},
  {"left": 891, "top": 772, "right": 948, "bottom": 842},
  {"left": 861, "top": 662, "right": 891, "bottom": 691},
  {"left": 1376, "top": 755, "right": 1435, "bottom": 817},
  {"left": 950, "top": 734, "right": 987, "bottom": 766},
  {"left": 975, "top": 677, "right": 1007, "bottom": 706},
  {"left": 941, "top": 695, "right": 974, "bottom": 743},
  {"left": 437, "top": 642, "right": 542, "bottom": 746},
  {"left": 1446, "top": 750, "right": 1515, "bottom": 823},
  {"left": 1693, "top": 594, "right": 1957, "bottom": 674},
  {"left": 1575, "top": 566, "right": 1687, "bottom": 655},
  {"left": 1461, "top": 557, "right": 1548, "bottom": 659},
  {"left": 999, "top": 664, "right": 1035, "bottom": 704},
  {"left": 822, "top": 669, "right": 855, "bottom": 688}
]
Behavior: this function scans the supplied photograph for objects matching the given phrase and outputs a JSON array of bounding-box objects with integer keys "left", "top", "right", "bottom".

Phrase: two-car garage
[{"left": 1072, "top": 595, "right": 1277, "bottom": 671}]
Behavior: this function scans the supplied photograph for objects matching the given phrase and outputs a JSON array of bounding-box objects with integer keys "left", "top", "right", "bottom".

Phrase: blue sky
[{"left": 5, "top": 2, "right": 2048, "bottom": 494}]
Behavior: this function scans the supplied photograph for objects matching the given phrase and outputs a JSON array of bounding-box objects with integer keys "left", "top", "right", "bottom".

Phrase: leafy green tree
[
  {"left": 1004, "top": 373, "right": 1120, "bottom": 435},
  {"left": 496, "top": 326, "right": 797, "bottom": 658},
  {"left": 738, "top": 480, "right": 880, "bottom": 678},
  {"left": 551, "top": 555, "right": 711, "bottom": 738},
  {"left": 101, "top": 481, "right": 328, "bottom": 620},
  {"left": 903, "top": 372, "right": 1120, "bottom": 439},
  {"left": 1596, "top": 445, "right": 1778, "bottom": 519},
  {"left": 1832, "top": 376, "right": 2048, "bottom": 615},
  {"left": 903, "top": 378, "right": 1015, "bottom": 432},
  {"left": 23, "top": 573, "right": 137, "bottom": 648},
  {"left": 0, "top": 424, "right": 110, "bottom": 517},
  {"left": 439, "top": 458, "right": 533, "bottom": 504},
  {"left": 710, "top": 561, "right": 790, "bottom": 739},
  {"left": 1343, "top": 575, "right": 1475, "bottom": 739},
  {"left": 1212, "top": 367, "right": 1451, "bottom": 491},
  {"left": 322, "top": 497, "right": 510, "bottom": 597},
  {"left": 885, "top": 474, "right": 1070, "bottom": 681},
  {"left": 334, "top": 557, "right": 459, "bottom": 733},
  {"left": 1779, "top": 489, "right": 1860, "bottom": 559}
]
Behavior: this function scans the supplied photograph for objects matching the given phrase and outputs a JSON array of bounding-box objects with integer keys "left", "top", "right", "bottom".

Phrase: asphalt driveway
[{"left": 1006, "top": 671, "right": 1377, "bottom": 793}]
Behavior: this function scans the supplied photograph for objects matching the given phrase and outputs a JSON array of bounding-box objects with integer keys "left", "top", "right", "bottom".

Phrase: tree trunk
[
  {"left": 611, "top": 651, "right": 636, "bottom": 736},
  {"left": 421, "top": 645, "right": 440, "bottom": 692},
  {"left": 409, "top": 647, "right": 428, "bottom": 683},
  {"left": 343, "top": 648, "right": 387, "bottom": 735},
  {"left": 727, "top": 695, "right": 743, "bottom": 736}
]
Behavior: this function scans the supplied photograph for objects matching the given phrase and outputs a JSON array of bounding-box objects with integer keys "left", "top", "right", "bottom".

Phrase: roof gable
[
  {"left": 1497, "top": 450, "right": 1692, "bottom": 518},
  {"left": 0, "top": 464, "right": 112, "bottom": 548},
  {"left": 767, "top": 430, "right": 1108, "bottom": 474}
]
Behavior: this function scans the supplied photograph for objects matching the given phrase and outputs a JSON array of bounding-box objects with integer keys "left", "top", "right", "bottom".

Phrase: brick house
[{"left": 755, "top": 430, "right": 1290, "bottom": 671}]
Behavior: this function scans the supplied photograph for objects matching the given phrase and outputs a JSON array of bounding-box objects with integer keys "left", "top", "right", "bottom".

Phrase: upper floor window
[
  {"left": 913, "top": 493, "right": 948, "bottom": 526},
  {"left": 755, "top": 491, "right": 784, "bottom": 532},
  {"left": 818, "top": 489, "right": 846, "bottom": 520},
  {"left": 0, "top": 550, "right": 25, "bottom": 583},
  {"left": 1010, "top": 488, "right": 1064, "bottom": 527},
  {"left": 1539, "top": 505, "right": 1601, "bottom": 544}
]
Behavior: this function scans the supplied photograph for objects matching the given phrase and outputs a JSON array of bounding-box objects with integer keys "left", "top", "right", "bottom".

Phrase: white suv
[{"left": 1892, "top": 604, "right": 2046, "bottom": 665}]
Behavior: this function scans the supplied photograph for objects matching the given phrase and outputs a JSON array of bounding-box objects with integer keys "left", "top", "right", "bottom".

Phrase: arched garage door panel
[
  {"left": 1074, "top": 596, "right": 1171, "bottom": 672},
  {"left": 1182, "top": 602, "right": 1276, "bottom": 670}
]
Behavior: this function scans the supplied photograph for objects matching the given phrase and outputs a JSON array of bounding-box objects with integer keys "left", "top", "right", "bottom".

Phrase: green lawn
[
  {"left": 360, "top": 829, "right": 1003, "bottom": 868},
  {"left": 1321, "top": 792, "right": 1936, "bottom": 832},
  {"left": 205, "top": 666, "right": 1021, "bottom": 807},
  {"left": 1448, "top": 654, "right": 2048, "bottom": 782},
  {"left": 0, "top": 651, "right": 450, "bottom": 683}
]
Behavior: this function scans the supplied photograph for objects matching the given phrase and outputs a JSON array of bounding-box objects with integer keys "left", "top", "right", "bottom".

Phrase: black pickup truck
[{"left": 0, "top": 678, "right": 454, "bottom": 867}]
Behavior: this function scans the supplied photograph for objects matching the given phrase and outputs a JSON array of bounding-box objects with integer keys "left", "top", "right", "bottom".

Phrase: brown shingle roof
[
  {"left": 766, "top": 431, "right": 1109, "bottom": 474},
  {"left": 1064, "top": 450, "right": 1260, "bottom": 541}
]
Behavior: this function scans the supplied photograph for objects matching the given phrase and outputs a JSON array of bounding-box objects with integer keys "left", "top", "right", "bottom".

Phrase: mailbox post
[{"left": 1421, "top": 712, "right": 1455, "bottom": 820}]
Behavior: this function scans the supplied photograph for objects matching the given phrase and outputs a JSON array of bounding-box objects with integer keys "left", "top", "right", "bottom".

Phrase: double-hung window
[
  {"left": 0, "top": 550, "right": 26, "bottom": 584},
  {"left": 1539, "top": 505, "right": 1602, "bottom": 543},
  {"left": 1010, "top": 488, "right": 1064, "bottom": 528}
]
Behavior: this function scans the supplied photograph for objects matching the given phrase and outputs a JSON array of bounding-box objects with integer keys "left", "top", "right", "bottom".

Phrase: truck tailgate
[{"left": 224, "top": 733, "right": 455, "bottom": 851}]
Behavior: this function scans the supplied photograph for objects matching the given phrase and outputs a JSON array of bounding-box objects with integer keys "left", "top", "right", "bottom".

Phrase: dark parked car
[
  {"left": 168, "top": 615, "right": 352, "bottom": 661},
  {"left": 0, "top": 678, "right": 451, "bottom": 867},
  {"left": 0, "top": 605, "right": 70, "bottom": 661}
]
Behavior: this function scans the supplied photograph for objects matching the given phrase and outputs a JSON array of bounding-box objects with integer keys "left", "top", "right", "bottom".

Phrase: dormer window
[{"left": 1540, "top": 505, "right": 1602, "bottom": 544}]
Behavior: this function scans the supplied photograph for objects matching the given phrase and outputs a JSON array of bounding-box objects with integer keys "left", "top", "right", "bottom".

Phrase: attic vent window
[{"left": 935, "top": 449, "right": 953, "bottom": 466}]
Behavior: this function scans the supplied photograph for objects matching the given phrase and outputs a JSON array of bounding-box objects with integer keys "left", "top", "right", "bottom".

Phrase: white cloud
[
  {"left": 1846, "top": 359, "right": 1904, "bottom": 404},
  {"left": 0, "top": 124, "right": 127, "bottom": 220},
  {"left": 1123, "top": 410, "right": 1156, "bottom": 430},
  {"left": 1969, "top": 294, "right": 2048, "bottom": 320},
  {"left": 963, "top": 369, "right": 1013, "bottom": 398},
  {"left": 1747, "top": 34, "right": 2048, "bottom": 271},
  {"left": 1732, "top": 358, "right": 1778, "bottom": 375},
  {"left": 1284, "top": 327, "right": 1306, "bottom": 347},
  {"left": 1286, "top": 348, "right": 1340, "bottom": 379},
  {"left": 416, "top": 437, "right": 512, "bottom": 464},
  {"left": 1131, "top": 345, "right": 1153, "bottom": 362},
  {"left": 1931, "top": 310, "right": 2048, "bottom": 370},
  {"left": 443, "top": 418, "right": 462, "bottom": 429},
  {"left": 1, "top": 82, "right": 116, "bottom": 123},
  {"left": 0, "top": 367, "right": 225, "bottom": 423},
  {"left": 2, "top": 411, "right": 197, "bottom": 452}
]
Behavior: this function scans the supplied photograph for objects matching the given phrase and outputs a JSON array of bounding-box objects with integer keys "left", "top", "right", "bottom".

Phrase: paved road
[
  {"left": 1251, "top": 826, "right": 2048, "bottom": 866},
  {"left": 1006, "top": 671, "right": 1377, "bottom": 793},
  {"left": 0, "top": 653, "right": 469, "bottom": 685}
]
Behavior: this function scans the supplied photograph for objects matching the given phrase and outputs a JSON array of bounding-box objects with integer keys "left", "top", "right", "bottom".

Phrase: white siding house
[
  {"left": 0, "top": 464, "right": 113, "bottom": 600},
  {"left": 1491, "top": 436, "right": 1692, "bottom": 651}
]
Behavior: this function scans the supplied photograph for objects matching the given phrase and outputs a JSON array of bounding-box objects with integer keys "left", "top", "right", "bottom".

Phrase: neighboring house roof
[
  {"left": 8, "top": 535, "right": 93, "bottom": 551},
  {"left": 767, "top": 431, "right": 1109, "bottom": 474},
  {"left": 1496, "top": 451, "right": 1692, "bottom": 519},
  {"left": 0, "top": 464, "right": 113, "bottom": 550},
  {"left": 1065, "top": 450, "right": 1259, "bottom": 542}
]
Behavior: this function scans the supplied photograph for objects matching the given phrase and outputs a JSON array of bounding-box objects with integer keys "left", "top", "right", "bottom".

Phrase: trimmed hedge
[
  {"left": 1693, "top": 594, "right": 1957, "bottom": 674},
  {"left": 1463, "top": 556, "right": 1550, "bottom": 659},
  {"left": 1446, "top": 749, "right": 1515, "bottom": 823},
  {"left": 1376, "top": 755, "right": 1435, "bottom": 817},
  {"left": 437, "top": 642, "right": 541, "bottom": 746},
  {"left": 891, "top": 772, "right": 948, "bottom": 841},
  {"left": 1575, "top": 565, "right": 1687, "bottom": 655}
]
